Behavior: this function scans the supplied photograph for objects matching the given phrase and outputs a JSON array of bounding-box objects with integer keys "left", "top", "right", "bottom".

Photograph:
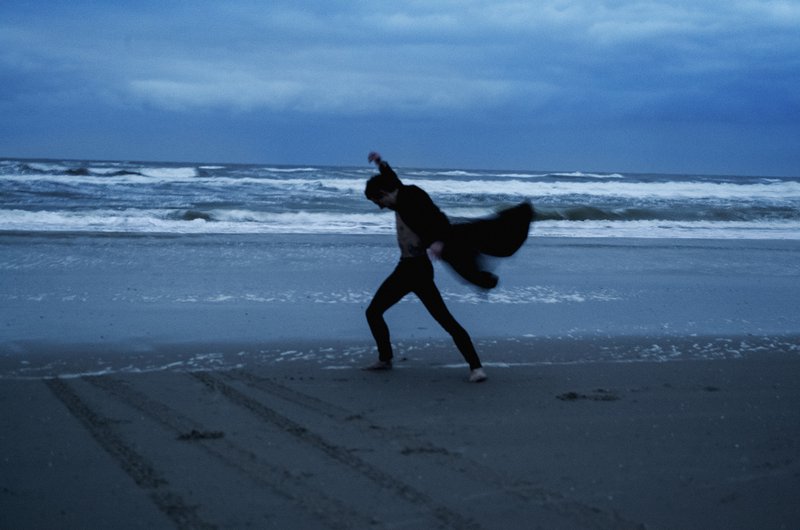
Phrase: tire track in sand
[
  {"left": 84, "top": 375, "right": 376, "bottom": 530},
  {"left": 44, "top": 377, "right": 216, "bottom": 530},
  {"left": 223, "top": 370, "right": 645, "bottom": 530},
  {"left": 192, "top": 371, "right": 482, "bottom": 530}
]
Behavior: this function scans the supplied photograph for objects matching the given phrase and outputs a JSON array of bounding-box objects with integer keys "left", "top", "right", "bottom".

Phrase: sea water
[
  {"left": 2, "top": 158, "right": 799, "bottom": 377},
  {"left": 1, "top": 158, "right": 798, "bottom": 239}
]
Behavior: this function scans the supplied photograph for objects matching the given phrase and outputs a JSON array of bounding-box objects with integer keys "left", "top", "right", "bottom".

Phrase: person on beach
[
  {"left": 363, "top": 151, "right": 532, "bottom": 382},
  {"left": 363, "top": 151, "right": 488, "bottom": 382}
]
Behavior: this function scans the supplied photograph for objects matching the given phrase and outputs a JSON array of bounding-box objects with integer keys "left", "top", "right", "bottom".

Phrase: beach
[
  {"left": 2, "top": 234, "right": 799, "bottom": 375},
  {"left": 2, "top": 356, "right": 799, "bottom": 529},
  {"left": 1, "top": 233, "right": 799, "bottom": 528},
  {"left": 2, "top": 0, "right": 800, "bottom": 523}
]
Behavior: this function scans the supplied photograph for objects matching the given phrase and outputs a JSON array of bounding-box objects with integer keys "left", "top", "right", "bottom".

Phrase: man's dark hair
[{"left": 365, "top": 172, "right": 402, "bottom": 200}]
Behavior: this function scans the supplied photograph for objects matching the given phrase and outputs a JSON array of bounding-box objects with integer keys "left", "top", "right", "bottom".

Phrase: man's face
[{"left": 371, "top": 190, "right": 396, "bottom": 210}]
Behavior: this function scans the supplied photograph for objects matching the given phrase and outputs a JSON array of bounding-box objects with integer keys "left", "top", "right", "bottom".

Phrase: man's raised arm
[{"left": 368, "top": 151, "right": 399, "bottom": 181}]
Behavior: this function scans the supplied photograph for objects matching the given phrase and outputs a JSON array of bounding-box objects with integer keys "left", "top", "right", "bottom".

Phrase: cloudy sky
[{"left": 1, "top": 0, "right": 798, "bottom": 175}]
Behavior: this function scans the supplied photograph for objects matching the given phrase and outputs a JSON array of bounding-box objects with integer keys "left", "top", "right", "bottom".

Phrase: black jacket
[
  {"left": 396, "top": 185, "right": 451, "bottom": 248},
  {"left": 380, "top": 160, "right": 534, "bottom": 289},
  {"left": 379, "top": 161, "right": 451, "bottom": 247},
  {"left": 443, "top": 201, "right": 534, "bottom": 289}
]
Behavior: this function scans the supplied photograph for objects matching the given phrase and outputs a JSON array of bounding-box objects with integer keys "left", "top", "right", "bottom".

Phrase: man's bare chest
[{"left": 395, "top": 213, "right": 424, "bottom": 258}]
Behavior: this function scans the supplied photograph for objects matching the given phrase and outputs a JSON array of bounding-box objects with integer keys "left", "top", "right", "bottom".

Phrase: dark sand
[
  {"left": 2, "top": 234, "right": 800, "bottom": 528},
  {"left": 2, "top": 354, "right": 799, "bottom": 529}
]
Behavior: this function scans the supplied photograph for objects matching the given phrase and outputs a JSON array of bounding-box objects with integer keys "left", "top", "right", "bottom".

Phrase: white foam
[
  {"left": 440, "top": 362, "right": 542, "bottom": 368},
  {"left": 5, "top": 171, "right": 184, "bottom": 187},
  {"left": 438, "top": 170, "right": 485, "bottom": 177},
  {"left": 0, "top": 208, "right": 393, "bottom": 235},
  {"left": 495, "top": 172, "right": 550, "bottom": 178},
  {"left": 414, "top": 178, "right": 800, "bottom": 200},
  {"left": 86, "top": 286, "right": 619, "bottom": 306},
  {"left": 74, "top": 167, "right": 115, "bottom": 175},
  {"left": 7, "top": 165, "right": 800, "bottom": 203},
  {"left": 533, "top": 219, "right": 800, "bottom": 239},
  {"left": 139, "top": 167, "right": 198, "bottom": 179},
  {"left": 261, "top": 167, "right": 319, "bottom": 173},
  {"left": 26, "top": 162, "right": 69, "bottom": 172},
  {"left": 443, "top": 286, "right": 621, "bottom": 305},
  {"left": 2, "top": 208, "right": 800, "bottom": 239},
  {"left": 294, "top": 176, "right": 800, "bottom": 201},
  {"left": 552, "top": 171, "right": 625, "bottom": 179}
]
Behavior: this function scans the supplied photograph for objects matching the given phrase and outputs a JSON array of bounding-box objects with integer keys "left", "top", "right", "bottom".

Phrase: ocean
[
  {"left": 2, "top": 157, "right": 799, "bottom": 378},
  {"left": 2, "top": 157, "right": 799, "bottom": 239}
]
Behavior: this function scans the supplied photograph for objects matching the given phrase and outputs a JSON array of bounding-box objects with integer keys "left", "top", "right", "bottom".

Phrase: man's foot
[
  {"left": 469, "top": 367, "right": 487, "bottom": 383},
  {"left": 363, "top": 360, "right": 392, "bottom": 371}
]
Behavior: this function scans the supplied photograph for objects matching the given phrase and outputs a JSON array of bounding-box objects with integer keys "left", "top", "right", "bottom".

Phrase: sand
[
  {"left": 2, "top": 234, "right": 800, "bottom": 528},
  {"left": 1, "top": 354, "right": 799, "bottom": 529}
]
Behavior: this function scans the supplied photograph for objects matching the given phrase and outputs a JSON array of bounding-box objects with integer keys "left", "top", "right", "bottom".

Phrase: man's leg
[
  {"left": 412, "top": 263, "right": 483, "bottom": 371},
  {"left": 365, "top": 264, "right": 413, "bottom": 363}
]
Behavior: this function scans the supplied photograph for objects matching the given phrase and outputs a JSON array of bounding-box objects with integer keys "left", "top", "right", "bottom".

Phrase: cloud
[
  {"left": 126, "top": 65, "right": 531, "bottom": 115},
  {"left": 1, "top": 0, "right": 798, "bottom": 173},
  {"left": 3, "top": 1, "right": 798, "bottom": 116}
]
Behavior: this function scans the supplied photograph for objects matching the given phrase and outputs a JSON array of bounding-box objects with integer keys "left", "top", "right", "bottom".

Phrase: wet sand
[{"left": 2, "top": 234, "right": 800, "bottom": 528}]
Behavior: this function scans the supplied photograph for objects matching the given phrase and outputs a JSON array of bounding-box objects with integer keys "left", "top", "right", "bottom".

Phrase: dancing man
[{"left": 363, "top": 151, "right": 488, "bottom": 382}]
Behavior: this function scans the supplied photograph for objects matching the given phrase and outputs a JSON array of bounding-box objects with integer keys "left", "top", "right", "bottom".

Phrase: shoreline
[
  {"left": 2, "top": 333, "right": 799, "bottom": 380},
  {"left": 2, "top": 233, "right": 799, "bottom": 376}
]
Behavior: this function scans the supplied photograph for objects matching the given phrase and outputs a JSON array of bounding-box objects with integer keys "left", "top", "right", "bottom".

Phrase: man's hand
[
  {"left": 368, "top": 151, "right": 382, "bottom": 164},
  {"left": 428, "top": 241, "right": 444, "bottom": 260}
]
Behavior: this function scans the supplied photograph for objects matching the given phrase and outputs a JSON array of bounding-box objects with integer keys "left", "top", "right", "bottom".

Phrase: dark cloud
[{"left": 1, "top": 1, "right": 798, "bottom": 174}]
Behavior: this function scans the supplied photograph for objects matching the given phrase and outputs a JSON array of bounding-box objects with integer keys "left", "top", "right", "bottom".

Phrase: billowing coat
[{"left": 380, "top": 161, "right": 533, "bottom": 289}]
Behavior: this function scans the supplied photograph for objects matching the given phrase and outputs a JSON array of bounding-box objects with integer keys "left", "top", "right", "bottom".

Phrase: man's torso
[{"left": 395, "top": 212, "right": 425, "bottom": 258}]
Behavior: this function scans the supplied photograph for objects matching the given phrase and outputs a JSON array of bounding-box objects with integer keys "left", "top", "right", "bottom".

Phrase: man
[{"left": 363, "top": 151, "right": 488, "bottom": 382}]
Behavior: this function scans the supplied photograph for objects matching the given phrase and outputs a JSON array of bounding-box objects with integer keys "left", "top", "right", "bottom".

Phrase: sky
[{"left": 1, "top": 0, "right": 798, "bottom": 176}]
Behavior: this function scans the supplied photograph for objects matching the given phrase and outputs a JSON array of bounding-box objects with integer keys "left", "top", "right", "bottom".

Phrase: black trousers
[{"left": 365, "top": 256, "right": 482, "bottom": 369}]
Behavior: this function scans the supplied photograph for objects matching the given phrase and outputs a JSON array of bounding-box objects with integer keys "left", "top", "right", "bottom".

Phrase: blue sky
[{"left": 1, "top": 0, "right": 798, "bottom": 175}]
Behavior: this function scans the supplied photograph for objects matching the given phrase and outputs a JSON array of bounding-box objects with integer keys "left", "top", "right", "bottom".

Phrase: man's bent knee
[{"left": 365, "top": 304, "right": 382, "bottom": 323}]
